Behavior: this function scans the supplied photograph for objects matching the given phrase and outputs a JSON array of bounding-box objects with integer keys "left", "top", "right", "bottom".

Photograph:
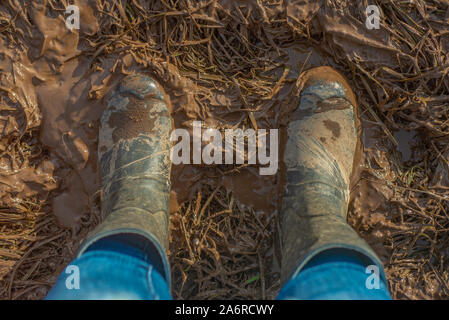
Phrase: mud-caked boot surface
[
  {"left": 280, "top": 66, "right": 385, "bottom": 285},
  {"left": 77, "top": 74, "right": 172, "bottom": 283}
]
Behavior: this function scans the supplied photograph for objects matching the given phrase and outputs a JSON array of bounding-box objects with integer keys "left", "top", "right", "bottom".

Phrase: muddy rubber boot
[
  {"left": 76, "top": 75, "right": 172, "bottom": 284},
  {"left": 280, "top": 66, "right": 386, "bottom": 285}
]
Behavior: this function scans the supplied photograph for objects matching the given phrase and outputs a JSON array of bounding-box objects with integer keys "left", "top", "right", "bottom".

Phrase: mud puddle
[{"left": 1, "top": 0, "right": 448, "bottom": 300}]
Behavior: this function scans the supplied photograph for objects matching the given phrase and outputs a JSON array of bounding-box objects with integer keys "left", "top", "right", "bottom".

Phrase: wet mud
[{"left": 0, "top": 0, "right": 448, "bottom": 299}]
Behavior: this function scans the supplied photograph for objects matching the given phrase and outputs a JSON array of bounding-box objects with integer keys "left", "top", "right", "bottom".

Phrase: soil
[{"left": 0, "top": 0, "right": 448, "bottom": 300}]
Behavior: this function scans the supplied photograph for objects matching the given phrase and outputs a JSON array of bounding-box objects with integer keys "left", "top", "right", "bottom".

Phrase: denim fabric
[
  {"left": 47, "top": 241, "right": 390, "bottom": 300},
  {"left": 277, "top": 249, "right": 391, "bottom": 300},
  {"left": 46, "top": 237, "right": 171, "bottom": 300}
]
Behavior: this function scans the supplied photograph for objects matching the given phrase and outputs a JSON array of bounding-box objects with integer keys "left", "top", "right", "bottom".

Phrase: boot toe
[
  {"left": 299, "top": 66, "right": 357, "bottom": 108},
  {"left": 99, "top": 74, "right": 171, "bottom": 159},
  {"left": 117, "top": 74, "right": 165, "bottom": 101}
]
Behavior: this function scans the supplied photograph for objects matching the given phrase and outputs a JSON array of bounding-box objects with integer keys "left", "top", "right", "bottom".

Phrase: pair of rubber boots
[{"left": 76, "top": 67, "right": 385, "bottom": 288}]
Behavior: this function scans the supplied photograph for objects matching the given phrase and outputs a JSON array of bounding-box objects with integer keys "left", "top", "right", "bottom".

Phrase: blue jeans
[{"left": 46, "top": 237, "right": 391, "bottom": 300}]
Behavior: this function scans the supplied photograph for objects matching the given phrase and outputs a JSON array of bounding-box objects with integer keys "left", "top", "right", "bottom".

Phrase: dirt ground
[{"left": 0, "top": 0, "right": 448, "bottom": 300}]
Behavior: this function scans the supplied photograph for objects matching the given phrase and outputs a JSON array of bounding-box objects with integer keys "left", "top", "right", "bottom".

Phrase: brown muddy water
[{"left": 0, "top": 0, "right": 448, "bottom": 300}]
